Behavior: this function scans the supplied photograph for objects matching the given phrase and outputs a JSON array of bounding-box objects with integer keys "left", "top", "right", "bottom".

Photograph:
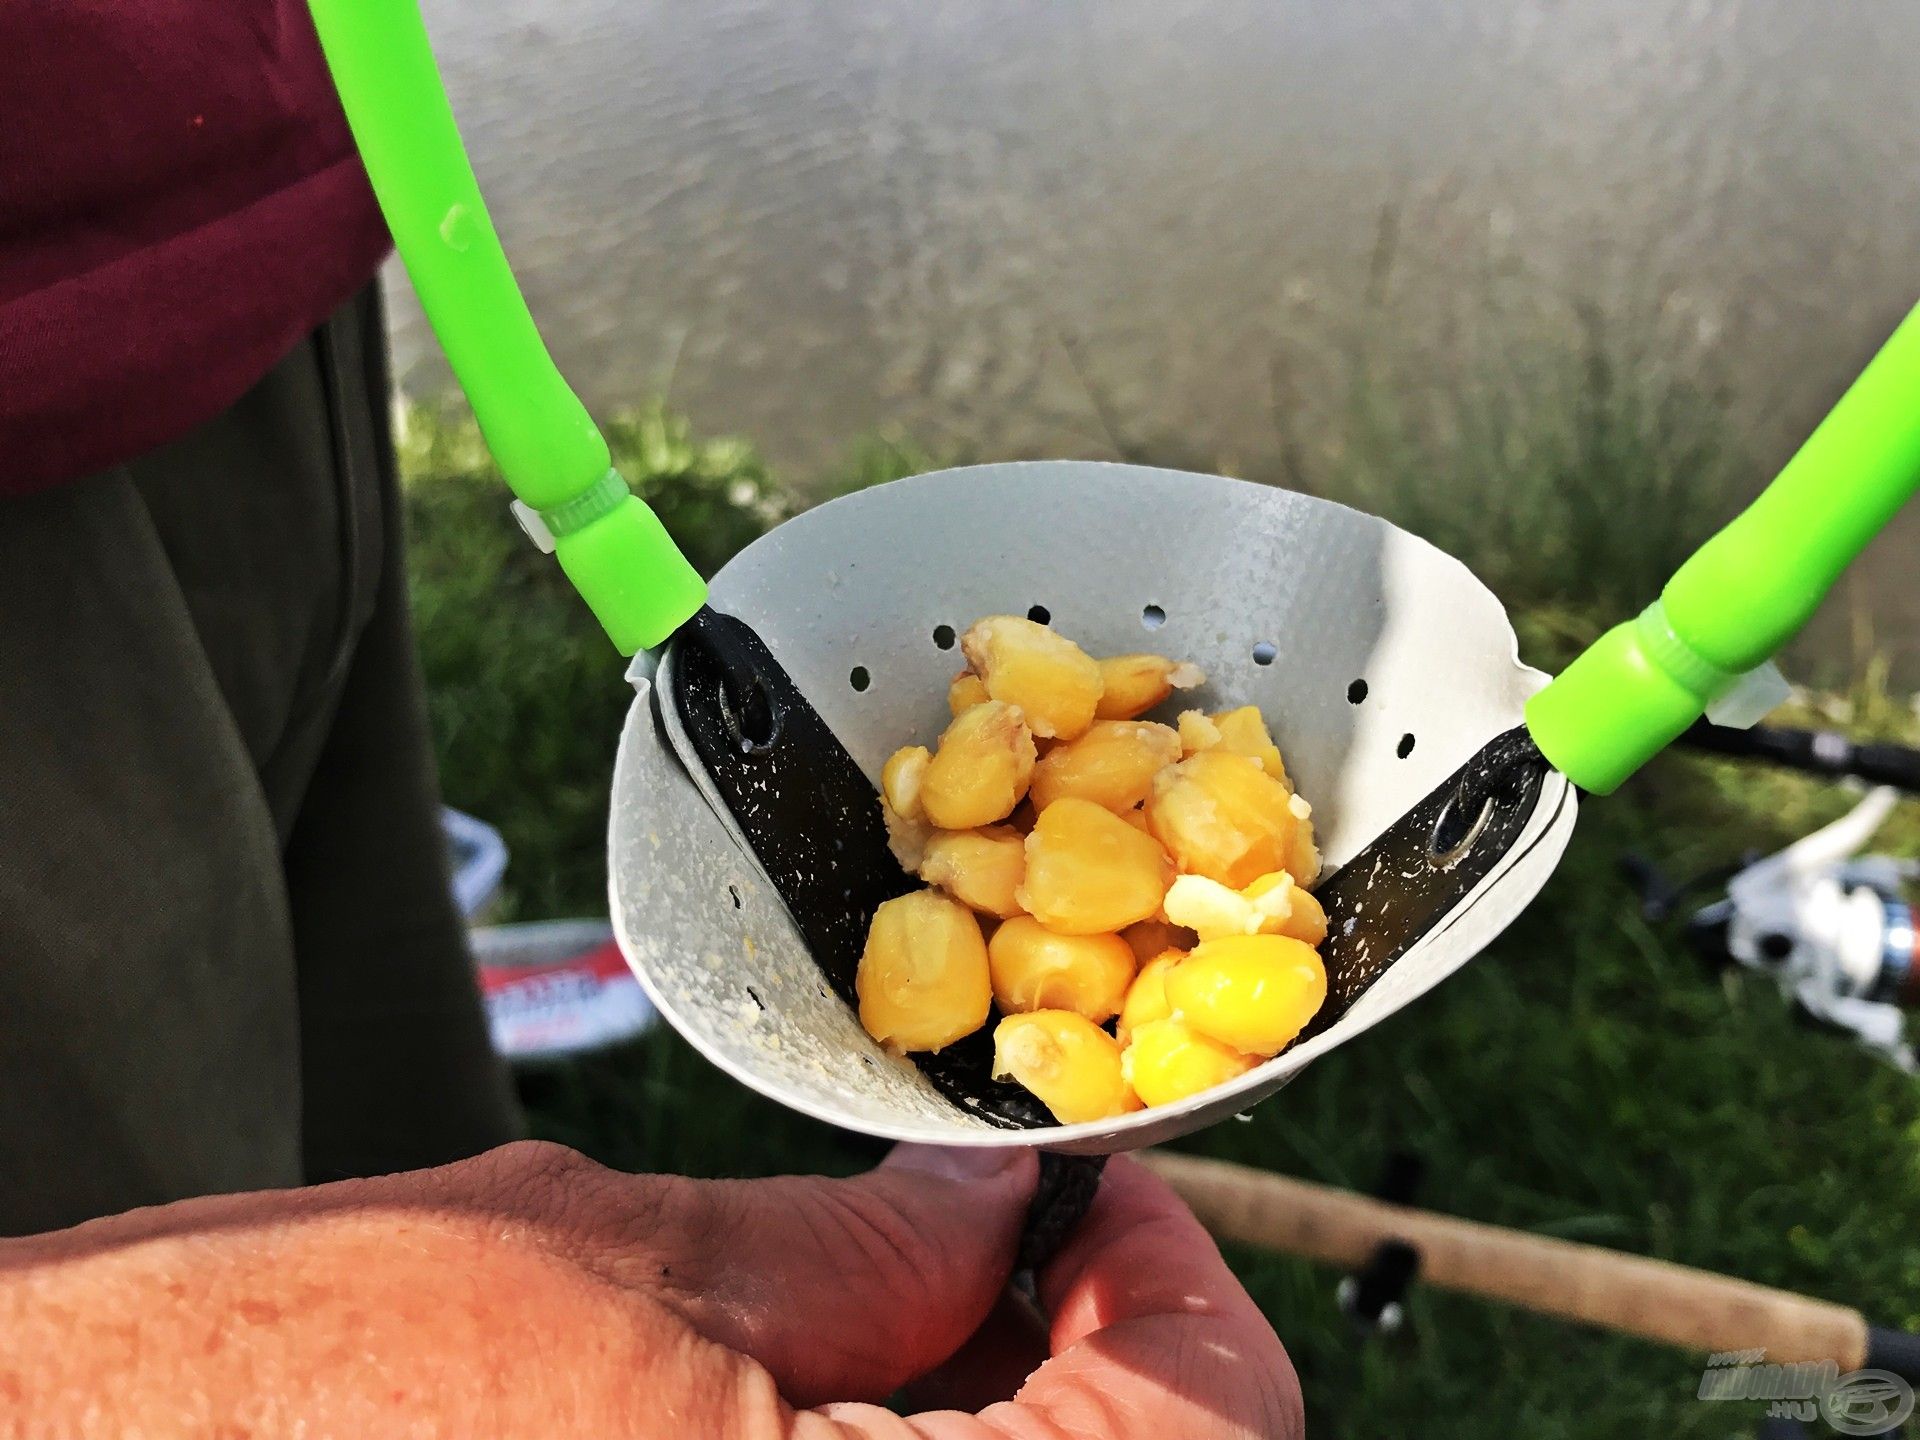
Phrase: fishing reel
[{"left": 1630, "top": 729, "right": 1920, "bottom": 1071}]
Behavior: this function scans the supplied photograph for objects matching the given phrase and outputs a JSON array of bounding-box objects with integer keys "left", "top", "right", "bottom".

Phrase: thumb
[{"left": 655, "top": 1145, "right": 1039, "bottom": 1407}]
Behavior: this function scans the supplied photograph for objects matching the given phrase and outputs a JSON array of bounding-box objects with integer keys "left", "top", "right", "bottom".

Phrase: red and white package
[{"left": 471, "top": 923, "right": 656, "bottom": 1062}]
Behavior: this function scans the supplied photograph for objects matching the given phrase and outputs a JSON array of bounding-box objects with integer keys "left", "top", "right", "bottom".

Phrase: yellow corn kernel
[
  {"left": 1242, "top": 871, "right": 1328, "bottom": 945},
  {"left": 1210, "top": 707, "right": 1289, "bottom": 784},
  {"left": 1116, "top": 950, "right": 1182, "bottom": 1044},
  {"left": 992, "top": 1011, "right": 1140, "bottom": 1124},
  {"left": 882, "top": 799, "right": 933, "bottom": 872},
  {"left": 881, "top": 745, "right": 931, "bottom": 820},
  {"left": 1120, "top": 918, "right": 1196, "bottom": 965},
  {"left": 1165, "top": 934, "right": 1326, "bottom": 1057},
  {"left": 948, "top": 670, "right": 991, "bottom": 716},
  {"left": 987, "top": 916, "right": 1136, "bottom": 1022},
  {"left": 1029, "top": 720, "right": 1182, "bottom": 814},
  {"left": 1178, "top": 706, "right": 1289, "bottom": 782},
  {"left": 856, "top": 890, "right": 992, "bottom": 1054},
  {"left": 1145, "top": 750, "right": 1300, "bottom": 889},
  {"left": 1016, "top": 797, "right": 1173, "bottom": 935},
  {"left": 920, "top": 700, "right": 1037, "bottom": 830},
  {"left": 1288, "top": 800, "right": 1322, "bottom": 887},
  {"left": 961, "top": 616, "right": 1103, "bottom": 742},
  {"left": 1121, "top": 1018, "right": 1256, "bottom": 1108},
  {"left": 1095, "top": 654, "right": 1206, "bottom": 720},
  {"left": 919, "top": 825, "right": 1027, "bottom": 920}
]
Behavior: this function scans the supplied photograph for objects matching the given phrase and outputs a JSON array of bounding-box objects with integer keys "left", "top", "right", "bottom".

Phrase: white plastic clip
[
  {"left": 511, "top": 499, "right": 557, "bottom": 555},
  {"left": 1705, "top": 661, "right": 1791, "bottom": 729}
]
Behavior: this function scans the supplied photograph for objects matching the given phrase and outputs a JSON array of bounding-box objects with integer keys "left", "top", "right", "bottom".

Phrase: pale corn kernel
[
  {"left": 1176, "top": 710, "right": 1223, "bottom": 756},
  {"left": 948, "top": 671, "right": 991, "bottom": 716},
  {"left": 1210, "top": 706, "right": 1290, "bottom": 784},
  {"left": 1145, "top": 750, "right": 1300, "bottom": 889},
  {"left": 1120, "top": 918, "right": 1197, "bottom": 965},
  {"left": 1122, "top": 1018, "right": 1255, "bottom": 1108},
  {"left": 1242, "top": 871, "right": 1328, "bottom": 944},
  {"left": 1095, "top": 655, "right": 1206, "bottom": 720},
  {"left": 881, "top": 745, "right": 931, "bottom": 820},
  {"left": 919, "top": 825, "right": 1027, "bottom": 919},
  {"left": 1016, "top": 797, "right": 1173, "bottom": 935},
  {"left": 882, "top": 800, "right": 933, "bottom": 873},
  {"left": 992, "top": 1011, "right": 1140, "bottom": 1124},
  {"left": 856, "top": 890, "right": 992, "bottom": 1054},
  {"left": 1166, "top": 934, "right": 1326, "bottom": 1057},
  {"left": 961, "top": 616, "right": 1103, "bottom": 741},
  {"left": 1029, "top": 720, "right": 1182, "bottom": 814},
  {"left": 987, "top": 916, "right": 1135, "bottom": 1022},
  {"left": 1116, "top": 950, "right": 1182, "bottom": 1045},
  {"left": 1163, "top": 873, "right": 1268, "bottom": 941},
  {"left": 920, "top": 700, "right": 1037, "bottom": 830}
]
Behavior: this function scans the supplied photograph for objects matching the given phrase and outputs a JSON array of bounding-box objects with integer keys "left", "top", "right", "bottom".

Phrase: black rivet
[
  {"left": 1397, "top": 732, "right": 1416, "bottom": 758},
  {"left": 1348, "top": 679, "right": 1369, "bottom": 704},
  {"left": 933, "top": 624, "right": 956, "bottom": 649},
  {"left": 1141, "top": 604, "right": 1166, "bottom": 630},
  {"left": 1252, "top": 641, "right": 1277, "bottom": 666},
  {"left": 1027, "top": 604, "right": 1051, "bottom": 625},
  {"left": 850, "top": 666, "right": 871, "bottom": 692}
]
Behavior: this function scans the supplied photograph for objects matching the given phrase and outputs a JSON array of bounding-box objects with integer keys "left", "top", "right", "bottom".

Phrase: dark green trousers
[{"left": 0, "top": 286, "right": 522, "bottom": 1236}]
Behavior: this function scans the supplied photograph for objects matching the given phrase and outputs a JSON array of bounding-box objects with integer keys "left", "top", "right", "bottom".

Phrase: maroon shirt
[{"left": 0, "top": 1, "right": 391, "bottom": 496}]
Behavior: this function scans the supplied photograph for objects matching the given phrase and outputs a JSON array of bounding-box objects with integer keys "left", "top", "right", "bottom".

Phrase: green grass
[{"left": 400, "top": 394, "right": 1920, "bottom": 1438}]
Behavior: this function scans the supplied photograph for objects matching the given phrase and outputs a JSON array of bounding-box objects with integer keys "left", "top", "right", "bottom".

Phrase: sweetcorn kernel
[
  {"left": 1121, "top": 1018, "right": 1256, "bottom": 1107},
  {"left": 987, "top": 916, "right": 1135, "bottom": 1021},
  {"left": 1211, "top": 707, "right": 1289, "bottom": 784},
  {"left": 1165, "top": 934, "right": 1326, "bottom": 1057},
  {"left": 948, "top": 671, "right": 991, "bottom": 716},
  {"left": 856, "top": 890, "right": 992, "bottom": 1054},
  {"left": 882, "top": 800, "right": 933, "bottom": 872},
  {"left": 919, "top": 826, "right": 1027, "bottom": 919},
  {"left": 992, "top": 1011, "right": 1140, "bottom": 1124},
  {"left": 1095, "top": 655, "right": 1206, "bottom": 720},
  {"left": 1242, "top": 871, "right": 1328, "bottom": 944},
  {"left": 1120, "top": 918, "right": 1197, "bottom": 965},
  {"left": 881, "top": 745, "right": 931, "bottom": 820},
  {"left": 920, "top": 701, "right": 1037, "bottom": 830},
  {"left": 1177, "top": 709, "right": 1224, "bottom": 756},
  {"left": 1145, "top": 750, "right": 1301, "bottom": 889},
  {"left": 1116, "top": 950, "right": 1182, "bottom": 1044},
  {"left": 961, "top": 616, "right": 1103, "bottom": 741},
  {"left": 1029, "top": 720, "right": 1182, "bottom": 814},
  {"left": 1017, "top": 798, "right": 1173, "bottom": 935},
  {"left": 1163, "top": 870, "right": 1321, "bottom": 942}
]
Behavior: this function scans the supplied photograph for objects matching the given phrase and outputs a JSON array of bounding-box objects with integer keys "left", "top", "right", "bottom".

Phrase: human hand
[{"left": 2, "top": 1140, "right": 1301, "bottom": 1438}]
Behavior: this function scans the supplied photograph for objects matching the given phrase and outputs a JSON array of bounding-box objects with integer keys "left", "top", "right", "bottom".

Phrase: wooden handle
[{"left": 1141, "top": 1151, "right": 1869, "bottom": 1368}]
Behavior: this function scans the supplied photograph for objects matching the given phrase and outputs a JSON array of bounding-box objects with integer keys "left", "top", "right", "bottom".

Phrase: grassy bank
[{"left": 399, "top": 393, "right": 1920, "bottom": 1438}]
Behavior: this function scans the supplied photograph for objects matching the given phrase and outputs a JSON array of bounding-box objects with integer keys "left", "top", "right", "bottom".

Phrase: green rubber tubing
[
  {"left": 307, "top": 0, "right": 705, "bottom": 654},
  {"left": 1528, "top": 301, "right": 1920, "bottom": 793}
]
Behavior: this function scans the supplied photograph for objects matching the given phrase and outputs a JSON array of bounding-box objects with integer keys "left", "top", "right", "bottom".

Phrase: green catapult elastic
[
  {"left": 307, "top": 0, "right": 704, "bottom": 654},
  {"left": 310, "top": 0, "right": 1917, "bottom": 779},
  {"left": 1527, "top": 301, "right": 1920, "bottom": 793}
]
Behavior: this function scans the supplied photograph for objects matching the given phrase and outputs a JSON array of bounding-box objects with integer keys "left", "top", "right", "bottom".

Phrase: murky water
[{"left": 389, "top": 0, "right": 1920, "bottom": 684}]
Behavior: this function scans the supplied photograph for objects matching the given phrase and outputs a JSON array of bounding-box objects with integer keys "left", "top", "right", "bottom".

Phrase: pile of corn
[{"left": 856, "top": 615, "right": 1330, "bottom": 1124}]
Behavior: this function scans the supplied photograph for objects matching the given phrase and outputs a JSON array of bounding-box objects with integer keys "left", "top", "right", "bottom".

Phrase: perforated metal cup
[{"left": 610, "top": 461, "right": 1576, "bottom": 1153}]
